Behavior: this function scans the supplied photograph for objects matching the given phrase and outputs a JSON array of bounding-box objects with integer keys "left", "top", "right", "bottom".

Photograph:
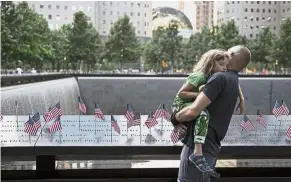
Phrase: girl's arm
[
  {"left": 237, "top": 85, "right": 246, "bottom": 114},
  {"left": 177, "top": 83, "right": 200, "bottom": 99}
]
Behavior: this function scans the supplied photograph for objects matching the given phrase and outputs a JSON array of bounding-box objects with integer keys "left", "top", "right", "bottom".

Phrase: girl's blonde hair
[{"left": 193, "top": 49, "right": 226, "bottom": 77}]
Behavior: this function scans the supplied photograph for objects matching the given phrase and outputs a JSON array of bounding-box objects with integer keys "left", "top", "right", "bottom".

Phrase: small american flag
[
  {"left": 145, "top": 104, "right": 163, "bottom": 129},
  {"left": 124, "top": 104, "right": 135, "bottom": 121},
  {"left": 286, "top": 126, "right": 291, "bottom": 139},
  {"left": 49, "top": 115, "right": 62, "bottom": 133},
  {"left": 170, "top": 125, "right": 185, "bottom": 144},
  {"left": 24, "top": 113, "right": 41, "bottom": 136},
  {"left": 78, "top": 96, "right": 86, "bottom": 114},
  {"left": 240, "top": 115, "right": 254, "bottom": 132},
  {"left": 44, "top": 102, "right": 62, "bottom": 122},
  {"left": 127, "top": 113, "right": 141, "bottom": 128},
  {"left": 281, "top": 100, "right": 289, "bottom": 116},
  {"left": 0, "top": 114, "right": 3, "bottom": 121},
  {"left": 145, "top": 112, "right": 155, "bottom": 128},
  {"left": 94, "top": 103, "right": 105, "bottom": 120},
  {"left": 162, "top": 104, "right": 171, "bottom": 120},
  {"left": 273, "top": 100, "right": 284, "bottom": 118},
  {"left": 153, "top": 104, "right": 163, "bottom": 120},
  {"left": 256, "top": 110, "right": 266, "bottom": 128},
  {"left": 111, "top": 115, "right": 120, "bottom": 134}
]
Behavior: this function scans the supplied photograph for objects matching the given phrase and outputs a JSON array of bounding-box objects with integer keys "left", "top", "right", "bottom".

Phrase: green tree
[
  {"left": 68, "top": 11, "right": 91, "bottom": 70},
  {"left": 272, "top": 18, "right": 291, "bottom": 68},
  {"left": 1, "top": 1, "right": 52, "bottom": 70},
  {"left": 215, "top": 20, "right": 247, "bottom": 49},
  {"left": 85, "top": 23, "right": 103, "bottom": 72},
  {"left": 104, "top": 15, "right": 140, "bottom": 70},
  {"left": 250, "top": 27, "right": 275, "bottom": 66}
]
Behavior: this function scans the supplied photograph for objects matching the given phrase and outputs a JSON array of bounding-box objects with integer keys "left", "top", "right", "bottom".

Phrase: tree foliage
[{"left": 103, "top": 15, "right": 140, "bottom": 70}]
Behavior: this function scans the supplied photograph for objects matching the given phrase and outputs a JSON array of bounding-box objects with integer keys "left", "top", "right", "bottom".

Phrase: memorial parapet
[{"left": 1, "top": 115, "right": 291, "bottom": 147}]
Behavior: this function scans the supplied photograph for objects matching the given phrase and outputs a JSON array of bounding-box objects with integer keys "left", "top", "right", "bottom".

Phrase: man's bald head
[{"left": 227, "top": 45, "right": 251, "bottom": 71}]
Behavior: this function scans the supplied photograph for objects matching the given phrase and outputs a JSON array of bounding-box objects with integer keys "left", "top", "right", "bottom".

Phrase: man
[{"left": 171, "top": 45, "right": 251, "bottom": 182}]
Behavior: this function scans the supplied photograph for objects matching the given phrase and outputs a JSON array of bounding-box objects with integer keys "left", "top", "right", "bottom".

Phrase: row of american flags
[
  {"left": 2, "top": 98, "right": 291, "bottom": 143},
  {"left": 240, "top": 100, "right": 291, "bottom": 139}
]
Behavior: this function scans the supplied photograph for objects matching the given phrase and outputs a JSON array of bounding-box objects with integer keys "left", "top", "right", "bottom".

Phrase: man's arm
[
  {"left": 173, "top": 74, "right": 227, "bottom": 123},
  {"left": 175, "top": 92, "right": 211, "bottom": 122}
]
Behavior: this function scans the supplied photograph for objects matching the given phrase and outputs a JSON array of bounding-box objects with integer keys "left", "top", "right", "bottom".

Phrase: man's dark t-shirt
[{"left": 181, "top": 70, "right": 239, "bottom": 157}]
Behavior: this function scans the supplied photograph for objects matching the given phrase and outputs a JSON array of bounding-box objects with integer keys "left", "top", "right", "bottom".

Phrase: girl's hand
[{"left": 199, "top": 85, "right": 205, "bottom": 92}]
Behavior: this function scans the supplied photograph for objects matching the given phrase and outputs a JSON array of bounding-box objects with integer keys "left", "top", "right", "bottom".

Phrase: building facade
[
  {"left": 95, "top": 1, "right": 152, "bottom": 38},
  {"left": 214, "top": 1, "right": 291, "bottom": 39},
  {"left": 194, "top": 1, "right": 214, "bottom": 32},
  {"left": 24, "top": 1, "right": 152, "bottom": 38}
]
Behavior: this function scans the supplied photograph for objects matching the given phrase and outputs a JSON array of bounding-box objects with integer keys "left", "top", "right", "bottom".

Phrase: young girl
[{"left": 172, "top": 49, "right": 245, "bottom": 174}]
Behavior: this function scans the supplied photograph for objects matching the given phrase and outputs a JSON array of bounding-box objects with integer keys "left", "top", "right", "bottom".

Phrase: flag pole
[
  {"left": 139, "top": 113, "right": 142, "bottom": 144},
  {"left": 29, "top": 134, "right": 31, "bottom": 144},
  {"left": 111, "top": 122, "right": 113, "bottom": 144},
  {"left": 79, "top": 111, "right": 81, "bottom": 131},
  {"left": 15, "top": 101, "right": 19, "bottom": 131},
  {"left": 59, "top": 130, "right": 62, "bottom": 144},
  {"left": 111, "top": 114, "right": 113, "bottom": 144},
  {"left": 34, "top": 120, "right": 48, "bottom": 146},
  {"left": 94, "top": 117, "right": 97, "bottom": 136}
]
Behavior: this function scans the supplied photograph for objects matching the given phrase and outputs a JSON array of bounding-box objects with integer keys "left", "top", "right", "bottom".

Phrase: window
[
  {"left": 137, "top": 30, "right": 140, "bottom": 34},
  {"left": 131, "top": 2, "right": 134, "bottom": 7},
  {"left": 137, "top": 3, "right": 140, "bottom": 7},
  {"left": 88, "top": 7, "right": 92, "bottom": 11},
  {"left": 144, "top": 31, "right": 147, "bottom": 35},
  {"left": 48, "top": 5, "right": 52, "bottom": 9},
  {"left": 103, "top": 20, "right": 106, "bottom": 24},
  {"left": 130, "top": 12, "right": 133, "bottom": 16},
  {"left": 250, "top": 25, "right": 253, "bottom": 29},
  {"left": 102, "top": 30, "right": 106, "bottom": 34},
  {"left": 256, "top": 34, "right": 258, "bottom": 38},
  {"left": 144, "top": 13, "right": 146, "bottom": 17},
  {"left": 40, "top": 4, "right": 44, "bottom": 8},
  {"left": 274, "top": 26, "right": 276, "bottom": 30},
  {"left": 244, "top": 16, "right": 247, "bottom": 20},
  {"left": 110, "top": 1, "right": 113, "bottom": 5},
  {"left": 262, "top": 9, "right": 265, "bottom": 13},
  {"left": 110, "top": 20, "right": 113, "bottom": 25},
  {"left": 110, "top": 11, "right": 113, "bottom": 15},
  {"left": 269, "top": 1, "right": 271, "bottom": 4},
  {"left": 56, "top": 5, "right": 60, "bottom": 9},
  {"left": 245, "top": 8, "right": 248, "bottom": 12},
  {"left": 56, "top": 15, "right": 60, "bottom": 20},
  {"left": 64, "top": 6, "right": 68, "bottom": 10},
  {"left": 257, "top": 1, "right": 259, "bottom": 4},
  {"left": 251, "top": 1, "right": 253, "bottom": 4},
  {"left": 31, "top": 5, "right": 35, "bottom": 10},
  {"left": 138, "top": 12, "right": 140, "bottom": 16},
  {"left": 232, "top": 1, "right": 234, "bottom": 4},
  {"left": 256, "top": 17, "right": 259, "bottom": 21},
  {"left": 262, "top": 17, "right": 265, "bottom": 21},
  {"left": 256, "top": 25, "right": 259, "bottom": 29},
  {"left": 65, "top": 17, "right": 68, "bottom": 20},
  {"left": 274, "top": 9, "right": 276, "bottom": 13},
  {"left": 103, "top": 2, "right": 106, "bottom": 5},
  {"left": 117, "top": 12, "right": 120, "bottom": 16},
  {"left": 283, "top": 9, "right": 285, "bottom": 13},
  {"left": 144, "top": 22, "right": 146, "bottom": 26},
  {"left": 72, "top": 5, "right": 76, "bottom": 10},
  {"left": 250, "top": 34, "right": 253, "bottom": 38},
  {"left": 103, "top": 11, "right": 106, "bottom": 15},
  {"left": 48, "top": 15, "right": 52, "bottom": 19},
  {"left": 251, "top": 8, "right": 253, "bottom": 12},
  {"left": 268, "top": 9, "right": 271, "bottom": 13},
  {"left": 257, "top": 9, "right": 259, "bottom": 13}
]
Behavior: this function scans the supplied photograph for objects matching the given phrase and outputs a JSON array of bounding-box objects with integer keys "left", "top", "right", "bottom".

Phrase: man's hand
[{"left": 236, "top": 100, "right": 245, "bottom": 115}]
